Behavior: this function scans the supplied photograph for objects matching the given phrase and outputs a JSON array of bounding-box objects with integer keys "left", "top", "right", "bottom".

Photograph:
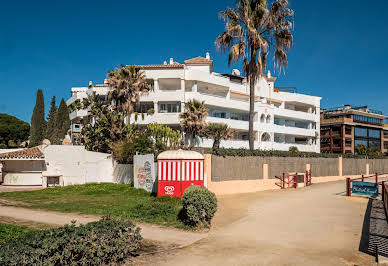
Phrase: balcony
[
  {"left": 321, "top": 117, "right": 353, "bottom": 125},
  {"left": 206, "top": 116, "right": 249, "bottom": 131},
  {"left": 185, "top": 92, "right": 250, "bottom": 111},
  {"left": 128, "top": 112, "right": 180, "bottom": 125},
  {"left": 273, "top": 108, "right": 317, "bottom": 122},
  {"left": 272, "top": 124, "right": 316, "bottom": 137},
  {"left": 69, "top": 109, "right": 88, "bottom": 121}
]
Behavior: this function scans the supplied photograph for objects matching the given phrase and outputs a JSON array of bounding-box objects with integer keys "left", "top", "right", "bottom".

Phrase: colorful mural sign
[
  {"left": 352, "top": 181, "right": 378, "bottom": 197},
  {"left": 134, "top": 154, "right": 156, "bottom": 193}
]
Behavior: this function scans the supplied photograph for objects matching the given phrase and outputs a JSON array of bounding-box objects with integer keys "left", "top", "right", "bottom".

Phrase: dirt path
[
  {"left": 137, "top": 181, "right": 376, "bottom": 266},
  {"left": 0, "top": 205, "right": 206, "bottom": 247}
]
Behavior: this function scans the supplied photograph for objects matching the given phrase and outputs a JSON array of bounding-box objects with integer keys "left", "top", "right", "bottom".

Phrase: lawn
[
  {"left": 0, "top": 183, "right": 186, "bottom": 228},
  {"left": 0, "top": 223, "right": 37, "bottom": 244}
]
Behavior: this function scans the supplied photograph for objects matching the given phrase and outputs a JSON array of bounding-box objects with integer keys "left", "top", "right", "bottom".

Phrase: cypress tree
[
  {"left": 54, "top": 98, "right": 71, "bottom": 144},
  {"left": 45, "top": 96, "right": 57, "bottom": 143},
  {"left": 29, "top": 89, "right": 46, "bottom": 147}
]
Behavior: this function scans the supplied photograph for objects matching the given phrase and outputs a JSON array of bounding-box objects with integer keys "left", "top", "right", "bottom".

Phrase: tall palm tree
[
  {"left": 204, "top": 123, "right": 235, "bottom": 149},
  {"left": 106, "top": 65, "right": 153, "bottom": 118},
  {"left": 215, "top": 0, "right": 294, "bottom": 150},
  {"left": 180, "top": 99, "right": 208, "bottom": 148}
]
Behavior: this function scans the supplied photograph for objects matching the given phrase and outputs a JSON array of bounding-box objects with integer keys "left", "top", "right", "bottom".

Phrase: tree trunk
[
  {"left": 213, "top": 138, "right": 220, "bottom": 149},
  {"left": 248, "top": 49, "right": 257, "bottom": 151}
]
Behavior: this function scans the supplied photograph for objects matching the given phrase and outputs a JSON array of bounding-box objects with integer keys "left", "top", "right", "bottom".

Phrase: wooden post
[
  {"left": 376, "top": 173, "right": 378, "bottom": 184},
  {"left": 362, "top": 174, "right": 364, "bottom": 182},
  {"left": 382, "top": 181, "right": 385, "bottom": 202},
  {"left": 346, "top": 178, "right": 351, "bottom": 197},
  {"left": 288, "top": 174, "right": 290, "bottom": 188},
  {"left": 282, "top": 173, "right": 285, "bottom": 189}
]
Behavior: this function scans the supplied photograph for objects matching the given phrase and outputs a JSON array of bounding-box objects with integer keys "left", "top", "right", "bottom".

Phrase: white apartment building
[{"left": 67, "top": 53, "right": 321, "bottom": 152}]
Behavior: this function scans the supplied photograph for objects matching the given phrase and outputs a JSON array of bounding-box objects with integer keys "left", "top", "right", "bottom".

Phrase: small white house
[{"left": 0, "top": 145, "right": 132, "bottom": 187}]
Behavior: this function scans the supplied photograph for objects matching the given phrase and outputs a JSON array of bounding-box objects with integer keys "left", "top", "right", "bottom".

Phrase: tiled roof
[
  {"left": 135, "top": 63, "right": 184, "bottom": 69},
  {"left": 184, "top": 56, "right": 213, "bottom": 65},
  {"left": 0, "top": 147, "right": 44, "bottom": 160}
]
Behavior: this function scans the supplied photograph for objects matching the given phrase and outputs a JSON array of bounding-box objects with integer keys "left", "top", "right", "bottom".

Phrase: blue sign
[{"left": 352, "top": 181, "right": 378, "bottom": 197}]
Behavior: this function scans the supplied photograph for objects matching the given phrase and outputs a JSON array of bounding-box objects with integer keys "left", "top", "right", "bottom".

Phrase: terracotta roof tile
[
  {"left": 184, "top": 56, "right": 213, "bottom": 65},
  {"left": 0, "top": 147, "right": 44, "bottom": 160}
]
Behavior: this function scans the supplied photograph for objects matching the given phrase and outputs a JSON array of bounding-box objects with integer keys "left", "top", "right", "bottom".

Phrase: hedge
[
  {"left": 0, "top": 216, "right": 141, "bottom": 266},
  {"left": 208, "top": 148, "right": 388, "bottom": 159}
]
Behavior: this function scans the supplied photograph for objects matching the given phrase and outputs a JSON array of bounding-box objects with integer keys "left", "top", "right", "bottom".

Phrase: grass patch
[
  {"left": 0, "top": 223, "right": 37, "bottom": 244},
  {"left": 0, "top": 183, "right": 186, "bottom": 228}
]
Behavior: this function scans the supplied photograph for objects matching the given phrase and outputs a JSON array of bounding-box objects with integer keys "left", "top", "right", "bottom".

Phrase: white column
[
  {"left": 226, "top": 89, "right": 230, "bottom": 100},
  {"left": 193, "top": 81, "right": 198, "bottom": 93},
  {"left": 181, "top": 79, "right": 185, "bottom": 92},
  {"left": 153, "top": 101, "right": 158, "bottom": 113},
  {"left": 154, "top": 79, "right": 159, "bottom": 92}
]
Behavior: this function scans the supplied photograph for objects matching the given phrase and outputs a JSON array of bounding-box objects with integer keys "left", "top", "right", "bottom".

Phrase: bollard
[
  {"left": 383, "top": 181, "right": 385, "bottom": 202},
  {"left": 288, "top": 174, "right": 290, "bottom": 188},
  {"left": 294, "top": 173, "right": 297, "bottom": 189},
  {"left": 346, "top": 178, "right": 351, "bottom": 196},
  {"left": 376, "top": 173, "right": 378, "bottom": 184},
  {"left": 362, "top": 174, "right": 364, "bottom": 182},
  {"left": 282, "top": 173, "right": 285, "bottom": 189}
]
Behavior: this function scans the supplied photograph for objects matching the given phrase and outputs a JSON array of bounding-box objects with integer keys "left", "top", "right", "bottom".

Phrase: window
[
  {"left": 345, "top": 126, "right": 352, "bottom": 135},
  {"left": 368, "top": 129, "right": 381, "bottom": 139},
  {"left": 159, "top": 102, "right": 181, "bottom": 113},
  {"left": 266, "top": 115, "right": 271, "bottom": 123},
  {"left": 260, "top": 114, "right": 266, "bottom": 123},
  {"left": 345, "top": 138, "right": 352, "bottom": 147},
  {"left": 261, "top": 132, "right": 271, "bottom": 142},
  {"left": 134, "top": 102, "right": 154, "bottom": 113},
  {"left": 354, "top": 127, "right": 367, "bottom": 137},
  {"left": 353, "top": 115, "right": 381, "bottom": 125},
  {"left": 74, "top": 125, "right": 80, "bottom": 129}
]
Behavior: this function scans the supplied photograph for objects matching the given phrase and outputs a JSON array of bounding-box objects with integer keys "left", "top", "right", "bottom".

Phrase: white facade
[{"left": 67, "top": 54, "right": 321, "bottom": 152}]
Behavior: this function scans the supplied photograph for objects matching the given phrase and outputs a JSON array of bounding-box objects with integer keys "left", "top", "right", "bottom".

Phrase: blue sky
[{"left": 1, "top": 0, "right": 387, "bottom": 122}]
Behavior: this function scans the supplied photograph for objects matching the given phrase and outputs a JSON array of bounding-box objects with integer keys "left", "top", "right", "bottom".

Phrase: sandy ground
[
  {"left": 135, "top": 181, "right": 376, "bottom": 266},
  {"left": 0, "top": 181, "right": 380, "bottom": 265}
]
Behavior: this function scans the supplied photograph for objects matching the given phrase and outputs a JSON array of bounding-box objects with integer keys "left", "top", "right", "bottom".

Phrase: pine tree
[
  {"left": 29, "top": 89, "right": 46, "bottom": 147},
  {"left": 45, "top": 96, "right": 57, "bottom": 143},
  {"left": 54, "top": 98, "right": 70, "bottom": 144}
]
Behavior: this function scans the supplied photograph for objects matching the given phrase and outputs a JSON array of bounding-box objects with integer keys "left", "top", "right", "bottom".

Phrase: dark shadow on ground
[{"left": 359, "top": 198, "right": 376, "bottom": 260}]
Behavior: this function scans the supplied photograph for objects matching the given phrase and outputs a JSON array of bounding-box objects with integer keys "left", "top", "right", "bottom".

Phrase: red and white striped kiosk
[{"left": 157, "top": 149, "right": 204, "bottom": 198}]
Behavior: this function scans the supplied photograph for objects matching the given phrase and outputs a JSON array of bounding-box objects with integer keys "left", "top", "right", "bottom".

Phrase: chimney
[
  {"left": 88, "top": 81, "right": 93, "bottom": 87},
  {"left": 170, "top": 58, "right": 174, "bottom": 65},
  {"left": 267, "top": 70, "right": 271, "bottom": 78},
  {"left": 104, "top": 79, "right": 108, "bottom": 84},
  {"left": 163, "top": 61, "right": 167, "bottom": 65},
  {"left": 206, "top": 52, "right": 210, "bottom": 60}
]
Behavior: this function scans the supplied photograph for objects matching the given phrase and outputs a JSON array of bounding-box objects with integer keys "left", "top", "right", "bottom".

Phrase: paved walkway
[{"left": 143, "top": 181, "right": 376, "bottom": 266}]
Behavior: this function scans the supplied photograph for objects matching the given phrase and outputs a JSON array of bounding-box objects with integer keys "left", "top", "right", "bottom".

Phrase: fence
[{"left": 206, "top": 154, "right": 388, "bottom": 195}]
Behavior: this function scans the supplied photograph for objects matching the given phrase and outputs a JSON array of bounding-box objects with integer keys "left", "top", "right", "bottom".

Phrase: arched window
[
  {"left": 266, "top": 114, "right": 271, "bottom": 124},
  {"left": 260, "top": 114, "right": 266, "bottom": 123},
  {"left": 261, "top": 132, "right": 271, "bottom": 142}
]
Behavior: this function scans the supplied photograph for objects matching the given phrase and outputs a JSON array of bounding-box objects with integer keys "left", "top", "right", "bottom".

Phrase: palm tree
[
  {"left": 106, "top": 65, "right": 153, "bottom": 118},
  {"left": 215, "top": 0, "right": 294, "bottom": 150},
  {"left": 180, "top": 99, "right": 208, "bottom": 148},
  {"left": 204, "top": 123, "right": 235, "bottom": 149}
]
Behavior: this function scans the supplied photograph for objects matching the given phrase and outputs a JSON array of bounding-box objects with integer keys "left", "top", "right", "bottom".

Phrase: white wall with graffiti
[
  {"left": 1, "top": 160, "right": 45, "bottom": 186},
  {"left": 0, "top": 145, "right": 134, "bottom": 186}
]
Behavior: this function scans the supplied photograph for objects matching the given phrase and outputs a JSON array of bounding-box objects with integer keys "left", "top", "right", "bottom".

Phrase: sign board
[
  {"left": 134, "top": 154, "right": 156, "bottom": 193},
  {"left": 352, "top": 181, "right": 378, "bottom": 197}
]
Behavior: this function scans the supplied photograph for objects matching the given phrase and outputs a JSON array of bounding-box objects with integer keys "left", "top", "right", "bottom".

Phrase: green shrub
[
  {"left": 0, "top": 216, "right": 142, "bottom": 266},
  {"left": 0, "top": 223, "right": 36, "bottom": 244},
  {"left": 289, "top": 146, "right": 299, "bottom": 153},
  {"left": 210, "top": 148, "right": 388, "bottom": 159},
  {"left": 181, "top": 186, "right": 217, "bottom": 227}
]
